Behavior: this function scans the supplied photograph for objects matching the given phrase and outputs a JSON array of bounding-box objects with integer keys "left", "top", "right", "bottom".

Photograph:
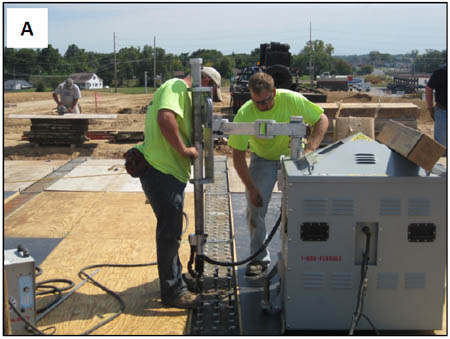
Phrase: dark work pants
[{"left": 139, "top": 164, "right": 187, "bottom": 302}]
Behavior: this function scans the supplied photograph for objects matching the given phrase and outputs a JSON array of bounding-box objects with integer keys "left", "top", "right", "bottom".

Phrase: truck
[
  {"left": 229, "top": 42, "right": 327, "bottom": 115},
  {"left": 316, "top": 72, "right": 349, "bottom": 91}
]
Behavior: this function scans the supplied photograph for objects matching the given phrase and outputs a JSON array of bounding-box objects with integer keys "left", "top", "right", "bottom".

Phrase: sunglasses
[{"left": 253, "top": 93, "right": 274, "bottom": 105}]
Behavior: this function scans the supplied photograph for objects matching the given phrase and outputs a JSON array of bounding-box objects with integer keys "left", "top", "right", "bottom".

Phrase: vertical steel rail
[{"left": 190, "top": 58, "right": 205, "bottom": 278}]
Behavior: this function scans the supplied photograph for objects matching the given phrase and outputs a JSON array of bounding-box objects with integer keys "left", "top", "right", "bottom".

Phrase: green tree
[
  {"left": 190, "top": 49, "right": 224, "bottom": 66},
  {"left": 333, "top": 59, "right": 353, "bottom": 75},
  {"left": 293, "top": 40, "right": 335, "bottom": 76},
  {"left": 216, "top": 57, "right": 233, "bottom": 79},
  {"left": 357, "top": 64, "right": 374, "bottom": 75},
  {"left": 412, "top": 49, "right": 446, "bottom": 73},
  {"left": 37, "top": 44, "right": 63, "bottom": 74}
]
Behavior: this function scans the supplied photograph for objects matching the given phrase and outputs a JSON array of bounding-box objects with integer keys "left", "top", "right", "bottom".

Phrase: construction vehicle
[
  {"left": 316, "top": 72, "right": 349, "bottom": 91},
  {"left": 230, "top": 42, "right": 326, "bottom": 115}
]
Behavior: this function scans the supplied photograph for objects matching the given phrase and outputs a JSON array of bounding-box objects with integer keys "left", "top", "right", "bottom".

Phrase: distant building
[
  {"left": 69, "top": 72, "right": 103, "bottom": 90},
  {"left": 4, "top": 79, "right": 32, "bottom": 90},
  {"left": 174, "top": 71, "right": 185, "bottom": 79}
]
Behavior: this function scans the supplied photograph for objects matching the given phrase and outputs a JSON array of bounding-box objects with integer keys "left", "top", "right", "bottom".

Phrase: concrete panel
[
  {"left": 46, "top": 159, "right": 194, "bottom": 192},
  {"left": 4, "top": 160, "right": 67, "bottom": 191}
]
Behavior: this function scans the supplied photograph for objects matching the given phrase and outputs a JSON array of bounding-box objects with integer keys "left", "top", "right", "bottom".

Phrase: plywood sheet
[
  {"left": 4, "top": 160, "right": 67, "bottom": 191},
  {"left": 46, "top": 159, "right": 194, "bottom": 192},
  {"left": 9, "top": 192, "right": 194, "bottom": 334},
  {"left": 226, "top": 157, "right": 280, "bottom": 193},
  {"left": 5, "top": 192, "right": 102, "bottom": 238}
]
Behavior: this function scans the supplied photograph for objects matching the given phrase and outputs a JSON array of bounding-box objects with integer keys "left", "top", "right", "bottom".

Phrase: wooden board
[
  {"left": 376, "top": 120, "right": 446, "bottom": 171},
  {"left": 6, "top": 191, "right": 195, "bottom": 335},
  {"left": 7, "top": 114, "right": 117, "bottom": 119},
  {"left": 318, "top": 102, "right": 419, "bottom": 119},
  {"left": 322, "top": 118, "right": 417, "bottom": 144}
]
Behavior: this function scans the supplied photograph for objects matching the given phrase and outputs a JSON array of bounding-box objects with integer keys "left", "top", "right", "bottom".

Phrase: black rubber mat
[
  {"left": 4, "top": 191, "right": 17, "bottom": 200},
  {"left": 4, "top": 237, "right": 63, "bottom": 266},
  {"left": 231, "top": 192, "right": 282, "bottom": 335}
]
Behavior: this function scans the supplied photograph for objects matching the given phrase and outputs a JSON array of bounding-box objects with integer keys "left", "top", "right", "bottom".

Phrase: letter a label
[{"left": 7, "top": 8, "right": 48, "bottom": 48}]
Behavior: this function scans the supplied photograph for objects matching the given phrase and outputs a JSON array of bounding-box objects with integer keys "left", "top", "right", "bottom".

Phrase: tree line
[{"left": 4, "top": 41, "right": 446, "bottom": 89}]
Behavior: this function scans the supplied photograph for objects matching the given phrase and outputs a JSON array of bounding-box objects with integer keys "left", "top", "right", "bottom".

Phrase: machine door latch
[{"left": 300, "top": 222, "right": 329, "bottom": 241}]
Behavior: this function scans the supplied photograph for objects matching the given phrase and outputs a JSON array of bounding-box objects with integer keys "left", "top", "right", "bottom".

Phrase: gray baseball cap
[
  {"left": 64, "top": 78, "right": 74, "bottom": 88},
  {"left": 202, "top": 67, "right": 223, "bottom": 102}
]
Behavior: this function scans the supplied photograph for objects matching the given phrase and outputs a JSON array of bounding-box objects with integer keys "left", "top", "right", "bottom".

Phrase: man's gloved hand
[{"left": 57, "top": 105, "right": 68, "bottom": 115}]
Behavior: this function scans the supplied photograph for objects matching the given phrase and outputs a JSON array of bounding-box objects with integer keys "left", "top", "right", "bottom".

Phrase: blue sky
[{"left": 3, "top": 2, "right": 447, "bottom": 56}]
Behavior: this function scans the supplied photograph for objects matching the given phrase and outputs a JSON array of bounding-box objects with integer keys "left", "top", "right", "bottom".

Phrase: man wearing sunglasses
[{"left": 228, "top": 72, "right": 328, "bottom": 277}]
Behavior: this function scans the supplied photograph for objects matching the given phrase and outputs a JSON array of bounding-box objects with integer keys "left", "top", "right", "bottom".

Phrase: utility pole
[
  {"left": 309, "top": 22, "right": 313, "bottom": 87},
  {"left": 113, "top": 32, "right": 118, "bottom": 93},
  {"left": 153, "top": 36, "right": 157, "bottom": 90},
  {"left": 144, "top": 71, "right": 148, "bottom": 93}
]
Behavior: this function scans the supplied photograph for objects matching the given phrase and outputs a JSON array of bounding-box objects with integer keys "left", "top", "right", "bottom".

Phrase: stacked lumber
[
  {"left": 8, "top": 114, "right": 117, "bottom": 146},
  {"left": 28, "top": 118, "right": 89, "bottom": 145},
  {"left": 317, "top": 102, "right": 419, "bottom": 144}
]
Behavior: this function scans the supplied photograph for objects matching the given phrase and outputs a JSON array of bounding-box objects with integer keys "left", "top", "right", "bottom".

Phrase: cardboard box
[
  {"left": 376, "top": 120, "right": 446, "bottom": 171},
  {"left": 333, "top": 116, "right": 375, "bottom": 141}
]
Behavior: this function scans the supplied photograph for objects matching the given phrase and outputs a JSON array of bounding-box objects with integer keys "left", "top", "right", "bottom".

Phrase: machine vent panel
[
  {"left": 379, "top": 199, "right": 402, "bottom": 216},
  {"left": 331, "top": 199, "right": 354, "bottom": 216},
  {"left": 302, "top": 272, "right": 325, "bottom": 289},
  {"left": 301, "top": 222, "right": 329, "bottom": 241},
  {"left": 303, "top": 199, "right": 328, "bottom": 216},
  {"left": 405, "top": 273, "right": 426, "bottom": 289},
  {"left": 377, "top": 273, "right": 398, "bottom": 289},
  {"left": 354, "top": 153, "right": 376, "bottom": 164},
  {"left": 330, "top": 273, "right": 353, "bottom": 289},
  {"left": 408, "top": 223, "right": 436, "bottom": 242},
  {"left": 408, "top": 199, "right": 430, "bottom": 216}
]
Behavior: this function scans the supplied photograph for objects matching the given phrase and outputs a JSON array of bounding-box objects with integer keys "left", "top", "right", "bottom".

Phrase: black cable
[
  {"left": 361, "top": 313, "right": 380, "bottom": 335},
  {"left": 35, "top": 279, "right": 75, "bottom": 314},
  {"left": 8, "top": 299, "right": 53, "bottom": 335},
  {"left": 182, "top": 211, "right": 189, "bottom": 235},
  {"left": 349, "top": 226, "right": 378, "bottom": 335},
  {"left": 77, "top": 261, "right": 157, "bottom": 335},
  {"left": 201, "top": 211, "right": 282, "bottom": 267}
]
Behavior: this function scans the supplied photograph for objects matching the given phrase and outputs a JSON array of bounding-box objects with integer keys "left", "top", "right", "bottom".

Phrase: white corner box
[{"left": 4, "top": 248, "right": 36, "bottom": 335}]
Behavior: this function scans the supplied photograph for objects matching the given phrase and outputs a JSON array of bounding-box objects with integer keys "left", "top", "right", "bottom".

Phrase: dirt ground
[{"left": 4, "top": 88, "right": 434, "bottom": 160}]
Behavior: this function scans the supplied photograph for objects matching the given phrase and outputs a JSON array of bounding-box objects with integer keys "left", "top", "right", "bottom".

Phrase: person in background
[
  {"left": 136, "top": 67, "right": 223, "bottom": 308},
  {"left": 426, "top": 65, "right": 447, "bottom": 148},
  {"left": 228, "top": 72, "right": 328, "bottom": 276},
  {"left": 53, "top": 78, "right": 81, "bottom": 114}
]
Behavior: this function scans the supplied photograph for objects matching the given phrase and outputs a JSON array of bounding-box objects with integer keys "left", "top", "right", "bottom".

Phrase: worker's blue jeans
[
  {"left": 139, "top": 164, "right": 187, "bottom": 303},
  {"left": 434, "top": 106, "right": 447, "bottom": 147},
  {"left": 246, "top": 153, "right": 280, "bottom": 265}
]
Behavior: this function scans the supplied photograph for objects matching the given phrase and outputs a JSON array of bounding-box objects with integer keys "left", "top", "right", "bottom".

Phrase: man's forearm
[
  {"left": 71, "top": 98, "right": 79, "bottom": 110},
  {"left": 158, "top": 109, "right": 188, "bottom": 154},
  {"left": 306, "top": 113, "right": 329, "bottom": 152},
  {"left": 52, "top": 93, "right": 60, "bottom": 105}
]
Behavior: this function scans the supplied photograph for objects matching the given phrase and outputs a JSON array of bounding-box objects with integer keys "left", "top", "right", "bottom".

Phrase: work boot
[
  {"left": 245, "top": 261, "right": 268, "bottom": 277},
  {"left": 182, "top": 273, "right": 200, "bottom": 293},
  {"left": 162, "top": 291, "right": 200, "bottom": 309}
]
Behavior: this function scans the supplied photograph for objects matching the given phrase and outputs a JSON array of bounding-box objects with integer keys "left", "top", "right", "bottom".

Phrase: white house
[
  {"left": 4, "top": 79, "right": 32, "bottom": 90},
  {"left": 69, "top": 72, "right": 103, "bottom": 90}
]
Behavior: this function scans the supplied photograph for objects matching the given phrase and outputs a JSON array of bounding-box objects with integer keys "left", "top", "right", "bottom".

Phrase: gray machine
[
  {"left": 4, "top": 247, "right": 37, "bottom": 335},
  {"left": 278, "top": 133, "right": 446, "bottom": 331}
]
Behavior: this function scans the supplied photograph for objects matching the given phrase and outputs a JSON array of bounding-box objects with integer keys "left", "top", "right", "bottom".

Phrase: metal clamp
[{"left": 254, "top": 120, "right": 277, "bottom": 139}]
